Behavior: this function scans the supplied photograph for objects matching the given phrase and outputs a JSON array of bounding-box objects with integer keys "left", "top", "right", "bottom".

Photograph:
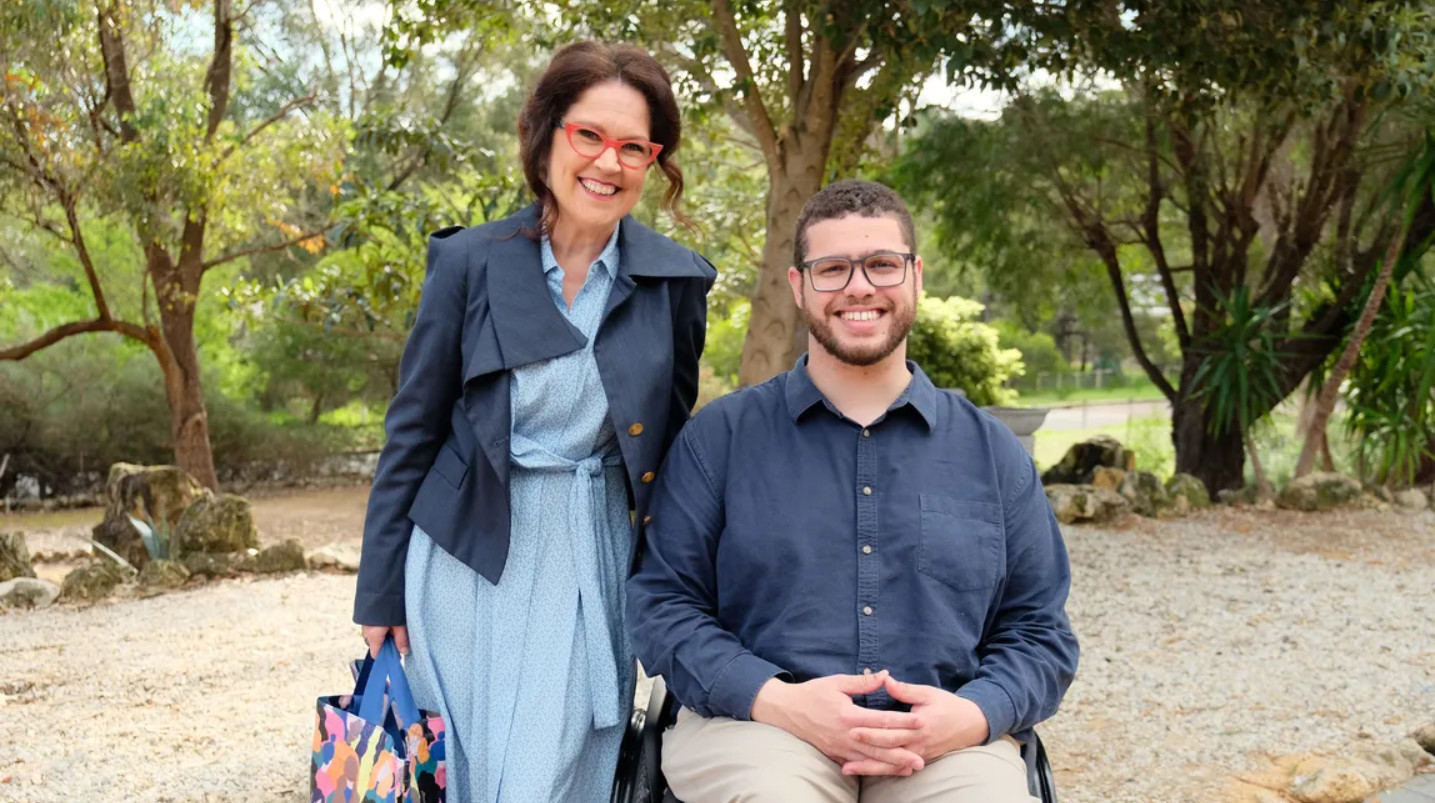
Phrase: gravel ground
[{"left": 1, "top": 492, "right": 1433, "bottom": 802}]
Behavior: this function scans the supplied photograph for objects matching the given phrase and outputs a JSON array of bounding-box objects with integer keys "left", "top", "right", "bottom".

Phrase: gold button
[
  {"left": 641, "top": 471, "right": 656, "bottom": 484},
  {"left": 642, "top": 515, "right": 653, "bottom": 525},
  {"left": 862, "top": 429, "right": 870, "bottom": 437},
  {"left": 862, "top": 486, "right": 872, "bottom": 496},
  {"left": 628, "top": 423, "right": 644, "bottom": 437},
  {"left": 862, "top": 545, "right": 873, "bottom": 555},
  {"left": 862, "top": 606, "right": 873, "bottom": 616}
]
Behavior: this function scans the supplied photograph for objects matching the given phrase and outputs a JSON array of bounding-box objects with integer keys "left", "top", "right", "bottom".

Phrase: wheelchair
[{"left": 611, "top": 676, "right": 1058, "bottom": 803}]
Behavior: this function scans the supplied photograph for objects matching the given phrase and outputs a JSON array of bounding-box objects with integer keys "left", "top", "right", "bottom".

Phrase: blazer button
[
  {"left": 628, "top": 423, "right": 645, "bottom": 437},
  {"left": 641, "top": 471, "right": 656, "bottom": 484},
  {"left": 642, "top": 515, "right": 653, "bottom": 525}
]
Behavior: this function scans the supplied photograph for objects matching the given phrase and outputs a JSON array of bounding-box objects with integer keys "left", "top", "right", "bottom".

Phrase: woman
[{"left": 352, "top": 41, "right": 714, "bottom": 802}]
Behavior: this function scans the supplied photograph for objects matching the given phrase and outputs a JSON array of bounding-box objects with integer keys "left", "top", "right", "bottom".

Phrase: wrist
[{"left": 750, "top": 678, "right": 792, "bottom": 728}]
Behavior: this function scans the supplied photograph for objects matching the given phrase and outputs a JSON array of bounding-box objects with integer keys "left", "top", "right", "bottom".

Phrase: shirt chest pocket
[{"left": 917, "top": 495, "right": 1004, "bottom": 591}]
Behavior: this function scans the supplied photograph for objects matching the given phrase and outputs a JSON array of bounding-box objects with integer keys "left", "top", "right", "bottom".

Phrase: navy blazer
[{"left": 354, "top": 205, "right": 716, "bottom": 626}]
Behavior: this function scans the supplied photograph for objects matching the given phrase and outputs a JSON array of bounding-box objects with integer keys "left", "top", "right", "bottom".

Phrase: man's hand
[
  {"left": 842, "top": 675, "right": 990, "bottom": 774},
  {"left": 751, "top": 671, "right": 927, "bottom": 776}
]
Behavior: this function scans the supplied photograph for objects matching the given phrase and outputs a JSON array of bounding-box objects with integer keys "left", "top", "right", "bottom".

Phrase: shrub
[{"left": 906, "top": 296, "right": 1023, "bottom": 406}]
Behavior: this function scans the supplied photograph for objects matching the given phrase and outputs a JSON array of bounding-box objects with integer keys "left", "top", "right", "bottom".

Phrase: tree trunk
[
  {"left": 1173, "top": 394, "right": 1246, "bottom": 494},
  {"left": 1244, "top": 431, "right": 1272, "bottom": 498},
  {"left": 152, "top": 262, "right": 219, "bottom": 490},
  {"left": 737, "top": 155, "right": 825, "bottom": 387},
  {"left": 1294, "top": 217, "right": 1406, "bottom": 478}
]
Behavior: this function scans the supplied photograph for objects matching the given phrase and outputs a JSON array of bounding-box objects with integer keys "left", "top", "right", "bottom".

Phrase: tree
[
  {"left": 0, "top": 0, "right": 342, "bottom": 488},
  {"left": 899, "top": 2, "right": 1435, "bottom": 492},
  {"left": 385, "top": 0, "right": 1046, "bottom": 385}
]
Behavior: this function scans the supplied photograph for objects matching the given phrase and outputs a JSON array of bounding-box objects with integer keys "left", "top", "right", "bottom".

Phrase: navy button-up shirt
[{"left": 626, "top": 356, "right": 1078, "bottom": 743}]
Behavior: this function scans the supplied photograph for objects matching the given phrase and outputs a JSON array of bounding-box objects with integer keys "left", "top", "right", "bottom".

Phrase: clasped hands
[{"left": 751, "top": 670, "right": 990, "bottom": 776}]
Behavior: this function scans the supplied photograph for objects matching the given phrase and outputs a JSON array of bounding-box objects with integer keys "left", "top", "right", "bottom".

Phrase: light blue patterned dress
[{"left": 403, "top": 227, "right": 634, "bottom": 803}]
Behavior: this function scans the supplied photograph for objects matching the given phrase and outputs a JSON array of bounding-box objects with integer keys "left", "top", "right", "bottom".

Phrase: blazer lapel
[
  {"left": 603, "top": 215, "right": 710, "bottom": 322},
  {"left": 484, "top": 205, "right": 587, "bottom": 370}
]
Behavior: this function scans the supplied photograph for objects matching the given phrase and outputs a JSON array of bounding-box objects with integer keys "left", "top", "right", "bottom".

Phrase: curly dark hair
[{"left": 793, "top": 179, "right": 916, "bottom": 266}]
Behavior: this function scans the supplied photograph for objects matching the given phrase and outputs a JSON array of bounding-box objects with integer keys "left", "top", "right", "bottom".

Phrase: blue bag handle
[{"left": 356, "top": 637, "right": 422, "bottom": 728}]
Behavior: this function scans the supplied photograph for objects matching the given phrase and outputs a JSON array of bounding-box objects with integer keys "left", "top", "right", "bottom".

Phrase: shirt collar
[
  {"left": 540, "top": 223, "right": 622, "bottom": 280},
  {"left": 784, "top": 353, "right": 939, "bottom": 430}
]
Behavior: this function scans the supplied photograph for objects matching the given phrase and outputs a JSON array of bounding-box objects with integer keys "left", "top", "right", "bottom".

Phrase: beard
[{"left": 804, "top": 287, "right": 918, "bottom": 367}]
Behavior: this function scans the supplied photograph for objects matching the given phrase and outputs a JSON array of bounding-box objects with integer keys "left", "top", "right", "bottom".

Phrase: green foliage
[
  {"left": 994, "top": 320, "right": 1069, "bottom": 386},
  {"left": 1343, "top": 275, "right": 1435, "bottom": 484},
  {"left": 906, "top": 295, "right": 1022, "bottom": 406},
  {"left": 701, "top": 300, "right": 750, "bottom": 388},
  {"left": 1189, "top": 286, "right": 1294, "bottom": 436}
]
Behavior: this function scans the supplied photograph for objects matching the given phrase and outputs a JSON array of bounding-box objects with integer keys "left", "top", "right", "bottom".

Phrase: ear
[
  {"left": 788, "top": 265, "right": 805, "bottom": 308},
  {"left": 912, "top": 255, "right": 924, "bottom": 298}
]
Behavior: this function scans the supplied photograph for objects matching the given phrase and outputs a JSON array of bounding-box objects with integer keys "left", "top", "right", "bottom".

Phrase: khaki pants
[{"left": 662, "top": 708, "right": 1038, "bottom": 803}]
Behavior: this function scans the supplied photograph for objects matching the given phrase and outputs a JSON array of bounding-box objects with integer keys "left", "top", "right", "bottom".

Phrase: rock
[
  {"left": 1393, "top": 487, "right": 1428, "bottom": 511},
  {"left": 179, "top": 551, "right": 239, "bottom": 580},
  {"left": 1276, "top": 472, "right": 1362, "bottom": 512},
  {"left": 1117, "top": 470, "right": 1173, "bottom": 517},
  {"left": 1289, "top": 764, "right": 1378, "bottom": 803},
  {"left": 1040, "top": 435, "right": 1136, "bottom": 486},
  {"left": 0, "top": 532, "right": 36, "bottom": 582},
  {"left": 1091, "top": 466, "right": 1126, "bottom": 491},
  {"left": 1218, "top": 486, "right": 1260, "bottom": 507},
  {"left": 0, "top": 577, "right": 61, "bottom": 610},
  {"left": 250, "top": 539, "right": 306, "bottom": 573},
  {"left": 137, "top": 560, "right": 190, "bottom": 590},
  {"left": 306, "top": 544, "right": 361, "bottom": 573},
  {"left": 1412, "top": 722, "right": 1435, "bottom": 755},
  {"left": 1166, "top": 473, "right": 1212, "bottom": 509},
  {"left": 91, "top": 463, "right": 211, "bottom": 568},
  {"left": 1045, "top": 483, "right": 1131, "bottom": 525},
  {"left": 60, "top": 560, "right": 126, "bottom": 602},
  {"left": 173, "top": 494, "right": 259, "bottom": 555}
]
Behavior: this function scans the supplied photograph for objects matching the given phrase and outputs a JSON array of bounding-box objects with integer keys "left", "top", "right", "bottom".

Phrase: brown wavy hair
[{"left": 517, "top": 41, "right": 689, "bottom": 235}]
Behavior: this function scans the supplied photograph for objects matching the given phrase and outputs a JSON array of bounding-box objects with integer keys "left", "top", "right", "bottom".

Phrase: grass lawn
[{"left": 1015, "top": 380, "right": 1167, "bottom": 408}]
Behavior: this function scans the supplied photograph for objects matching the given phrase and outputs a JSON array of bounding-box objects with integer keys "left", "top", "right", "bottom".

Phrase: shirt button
[
  {"left": 862, "top": 545, "right": 873, "bottom": 555},
  {"left": 862, "top": 605, "right": 873, "bottom": 616},
  {"left": 628, "top": 423, "right": 644, "bottom": 437},
  {"left": 862, "top": 486, "right": 872, "bottom": 496},
  {"left": 862, "top": 667, "right": 873, "bottom": 676},
  {"left": 641, "top": 471, "right": 656, "bottom": 483},
  {"left": 862, "top": 429, "right": 870, "bottom": 437},
  {"left": 642, "top": 515, "right": 653, "bottom": 525}
]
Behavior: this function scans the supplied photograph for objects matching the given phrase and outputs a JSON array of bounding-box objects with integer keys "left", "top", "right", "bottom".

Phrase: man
[{"left": 626, "top": 179, "right": 1078, "bottom": 802}]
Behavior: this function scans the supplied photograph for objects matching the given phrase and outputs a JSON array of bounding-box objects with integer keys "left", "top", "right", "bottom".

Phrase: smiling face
[
  {"left": 788, "top": 213, "right": 923, "bottom": 368},
  {"left": 546, "top": 79, "right": 652, "bottom": 239}
]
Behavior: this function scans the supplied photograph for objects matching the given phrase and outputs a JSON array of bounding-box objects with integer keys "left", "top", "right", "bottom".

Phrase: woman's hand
[{"left": 362, "top": 625, "right": 410, "bottom": 658}]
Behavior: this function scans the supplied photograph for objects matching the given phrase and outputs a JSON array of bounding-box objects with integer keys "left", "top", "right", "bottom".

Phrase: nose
[
  {"left": 593, "top": 144, "right": 622, "bottom": 172},
  {"left": 846, "top": 263, "right": 879, "bottom": 295}
]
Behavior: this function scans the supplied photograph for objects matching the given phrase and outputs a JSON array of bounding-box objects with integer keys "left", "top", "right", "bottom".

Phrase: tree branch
[
  {"left": 218, "top": 93, "right": 317, "bottom": 163},
  {"left": 203, "top": 0, "right": 235, "bottom": 142},
  {"left": 0, "top": 318, "right": 153, "bottom": 362},
  {"left": 200, "top": 228, "right": 327, "bottom": 272},
  {"left": 711, "top": 0, "right": 780, "bottom": 171},
  {"left": 1142, "top": 104, "right": 1189, "bottom": 348},
  {"left": 784, "top": 2, "right": 804, "bottom": 103}
]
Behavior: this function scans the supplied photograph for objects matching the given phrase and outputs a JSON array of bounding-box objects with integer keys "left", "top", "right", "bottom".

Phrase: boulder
[
  {"left": 1413, "top": 722, "right": 1435, "bottom": 755},
  {"left": 1040, "top": 435, "right": 1136, "bottom": 486},
  {"left": 1166, "top": 473, "right": 1212, "bottom": 509},
  {"left": 60, "top": 560, "right": 126, "bottom": 602},
  {"left": 91, "top": 463, "right": 211, "bottom": 567},
  {"left": 1117, "top": 470, "right": 1174, "bottom": 517},
  {"left": 173, "top": 494, "right": 259, "bottom": 555},
  {"left": 1218, "top": 486, "right": 1261, "bottom": 507},
  {"left": 1393, "top": 487, "right": 1429, "bottom": 511},
  {"left": 0, "top": 532, "right": 36, "bottom": 582},
  {"left": 1045, "top": 484, "right": 1131, "bottom": 525},
  {"left": 179, "top": 551, "right": 240, "bottom": 580},
  {"left": 1276, "top": 472, "right": 1363, "bottom": 512},
  {"left": 1091, "top": 466, "right": 1126, "bottom": 491},
  {"left": 0, "top": 577, "right": 61, "bottom": 610},
  {"left": 306, "top": 544, "right": 361, "bottom": 573},
  {"left": 137, "top": 560, "right": 191, "bottom": 590},
  {"left": 249, "top": 539, "right": 306, "bottom": 574}
]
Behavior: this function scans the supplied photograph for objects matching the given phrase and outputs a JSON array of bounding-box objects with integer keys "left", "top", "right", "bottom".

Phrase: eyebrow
[
  {"left": 808, "top": 248, "right": 909, "bottom": 262},
  {"left": 567, "top": 119, "right": 651, "bottom": 141}
]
